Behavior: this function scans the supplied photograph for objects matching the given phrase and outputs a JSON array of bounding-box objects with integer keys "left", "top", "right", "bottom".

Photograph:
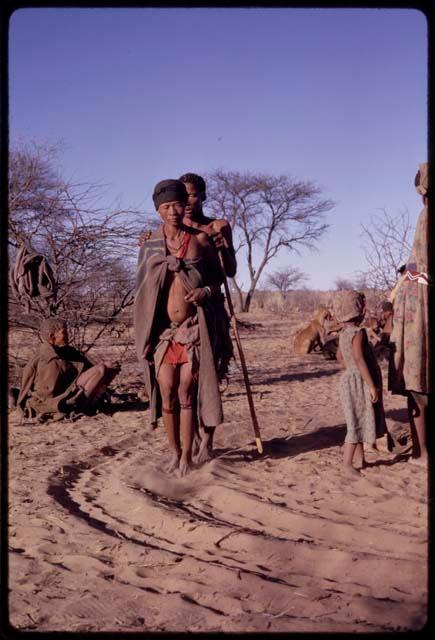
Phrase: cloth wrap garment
[
  {"left": 389, "top": 165, "right": 430, "bottom": 395},
  {"left": 17, "top": 342, "right": 91, "bottom": 417},
  {"left": 134, "top": 230, "right": 223, "bottom": 429},
  {"left": 338, "top": 326, "right": 387, "bottom": 444},
  {"left": 10, "top": 244, "right": 57, "bottom": 314}
]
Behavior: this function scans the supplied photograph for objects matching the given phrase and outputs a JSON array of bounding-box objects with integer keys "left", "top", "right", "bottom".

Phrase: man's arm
[{"left": 208, "top": 221, "right": 237, "bottom": 278}]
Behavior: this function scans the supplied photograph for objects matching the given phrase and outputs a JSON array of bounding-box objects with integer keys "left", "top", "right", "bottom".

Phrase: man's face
[
  {"left": 183, "top": 182, "right": 205, "bottom": 219},
  {"left": 51, "top": 326, "right": 69, "bottom": 347},
  {"left": 158, "top": 200, "right": 185, "bottom": 226}
]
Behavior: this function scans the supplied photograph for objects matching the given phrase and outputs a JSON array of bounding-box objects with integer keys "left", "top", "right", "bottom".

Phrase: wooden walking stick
[{"left": 218, "top": 251, "right": 263, "bottom": 454}]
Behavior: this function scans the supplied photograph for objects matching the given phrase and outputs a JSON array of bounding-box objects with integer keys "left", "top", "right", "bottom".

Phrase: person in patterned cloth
[
  {"left": 389, "top": 163, "right": 430, "bottom": 465},
  {"left": 333, "top": 290, "right": 387, "bottom": 476}
]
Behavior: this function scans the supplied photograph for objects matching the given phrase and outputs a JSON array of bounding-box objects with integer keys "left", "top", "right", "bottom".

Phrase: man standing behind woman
[
  {"left": 389, "top": 163, "right": 431, "bottom": 465},
  {"left": 179, "top": 172, "right": 237, "bottom": 462}
]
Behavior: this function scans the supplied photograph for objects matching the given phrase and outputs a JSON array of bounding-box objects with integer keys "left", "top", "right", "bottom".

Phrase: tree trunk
[
  {"left": 230, "top": 278, "right": 245, "bottom": 313},
  {"left": 243, "top": 289, "right": 255, "bottom": 312}
]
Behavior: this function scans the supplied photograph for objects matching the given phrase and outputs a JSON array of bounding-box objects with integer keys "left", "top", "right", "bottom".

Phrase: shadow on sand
[
  {"left": 214, "top": 424, "right": 407, "bottom": 469},
  {"left": 385, "top": 406, "right": 408, "bottom": 424},
  {"left": 261, "top": 367, "right": 340, "bottom": 386},
  {"left": 213, "top": 424, "right": 347, "bottom": 463}
]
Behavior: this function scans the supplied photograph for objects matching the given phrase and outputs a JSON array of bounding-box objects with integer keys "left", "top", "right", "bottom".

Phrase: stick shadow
[
  {"left": 214, "top": 425, "right": 407, "bottom": 469},
  {"left": 214, "top": 424, "right": 347, "bottom": 463}
]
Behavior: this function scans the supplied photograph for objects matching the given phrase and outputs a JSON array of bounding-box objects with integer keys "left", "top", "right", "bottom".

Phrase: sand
[{"left": 7, "top": 313, "right": 428, "bottom": 632}]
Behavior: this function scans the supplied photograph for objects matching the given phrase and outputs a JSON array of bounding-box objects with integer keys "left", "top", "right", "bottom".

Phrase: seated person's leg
[
  {"left": 75, "top": 361, "right": 120, "bottom": 406},
  {"left": 76, "top": 363, "right": 108, "bottom": 404}
]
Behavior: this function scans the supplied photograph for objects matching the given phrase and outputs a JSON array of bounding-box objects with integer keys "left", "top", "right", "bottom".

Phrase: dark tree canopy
[
  {"left": 334, "top": 278, "right": 356, "bottom": 291},
  {"left": 266, "top": 266, "right": 309, "bottom": 300}
]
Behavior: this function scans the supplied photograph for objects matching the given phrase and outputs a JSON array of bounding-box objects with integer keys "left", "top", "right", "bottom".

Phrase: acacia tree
[
  {"left": 357, "top": 208, "right": 413, "bottom": 291},
  {"left": 266, "top": 266, "right": 309, "bottom": 301},
  {"left": 8, "top": 141, "right": 148, "bottom": 351},
  {"left": 334, "top": 278, "right": 355, "bottom": 291},
  {"left": 205, "top": 171, "right": 333, "bottom": 312}
]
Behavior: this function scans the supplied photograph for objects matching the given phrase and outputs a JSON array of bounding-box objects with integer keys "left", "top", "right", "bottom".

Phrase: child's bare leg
[
  {"left": 343, "top": 442, "right": 361, "bottom": 475},
  {"left": 353, "top": 442, "right": 366, "bottom": 468},
  {"left": 408, "top": 393, "right": 427, "bottom": 462},
  {"left": 157, "top": 364, "right": 181, "bottom": 472},
  {"left": 178, "top": 362, "right": 195, "bottom": 476}
]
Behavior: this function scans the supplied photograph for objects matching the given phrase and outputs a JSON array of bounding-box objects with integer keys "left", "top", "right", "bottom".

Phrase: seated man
[
  {"left": 16, "top": 317, "right": 120, "bottom": 421},
  {"left": 134, "top": 179, "right": 223, "bottom": 476}
]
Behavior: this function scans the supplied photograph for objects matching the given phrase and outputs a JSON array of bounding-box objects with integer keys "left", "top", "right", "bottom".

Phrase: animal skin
[{"left": 293, "top": 307, "right": 331, "bottom": 355}]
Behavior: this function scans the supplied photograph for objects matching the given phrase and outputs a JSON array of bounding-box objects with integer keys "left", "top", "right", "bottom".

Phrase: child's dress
[{"left": 339, "top": 325, "right": 387, "bottom": 444}]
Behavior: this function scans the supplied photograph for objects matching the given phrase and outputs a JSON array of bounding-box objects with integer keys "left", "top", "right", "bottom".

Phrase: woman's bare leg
[
  {"left": 157, "top": 364, "right": 181, "bottom": 472},
  {"left": 178, "top": 362, "right": 196, "bottom": 476},
  {"left": 408, "top": 393, "right": 427, "bottom": 462}
]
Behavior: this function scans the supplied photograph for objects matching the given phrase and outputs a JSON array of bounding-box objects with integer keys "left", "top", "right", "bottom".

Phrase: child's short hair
[{"left": 40, "top": 317, "right": 66, "bottom": 342}]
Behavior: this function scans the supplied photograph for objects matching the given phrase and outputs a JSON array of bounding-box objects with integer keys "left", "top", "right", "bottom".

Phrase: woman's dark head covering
[{"left": 152, "top": 179, "right": 188, "bottom": 210}]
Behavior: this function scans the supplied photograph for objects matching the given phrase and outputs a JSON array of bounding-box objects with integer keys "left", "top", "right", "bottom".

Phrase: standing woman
[{"left": 389, "top": 163, "right": 430, "bottom": 464}]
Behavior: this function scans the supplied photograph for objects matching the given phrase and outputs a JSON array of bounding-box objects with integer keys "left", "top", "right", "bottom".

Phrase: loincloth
[
  {"left": 154, "top": 316, "right": 200, "bottom": 378},
  {"left": 163, "top": 340, "right": 189, "bottom": 365}
]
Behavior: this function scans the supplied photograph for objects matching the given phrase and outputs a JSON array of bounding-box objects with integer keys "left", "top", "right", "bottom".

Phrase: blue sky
[{"left": 9, "top": 7, "right": 427, "bottom": 290}]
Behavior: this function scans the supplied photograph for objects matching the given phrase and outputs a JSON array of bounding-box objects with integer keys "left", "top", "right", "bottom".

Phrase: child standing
[{"left": 333, "top": 290, "right": 387, "bottom": 475}]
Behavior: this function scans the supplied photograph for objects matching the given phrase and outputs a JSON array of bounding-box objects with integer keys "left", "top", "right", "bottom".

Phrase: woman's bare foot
[
  {"left": 166, "top": 452, "right": 181, "bottom": 473},
  {"left": 179, "top": 454, "right": 192, "bottom": 477}
]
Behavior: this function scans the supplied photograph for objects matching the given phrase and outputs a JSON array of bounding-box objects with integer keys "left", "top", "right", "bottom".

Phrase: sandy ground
[{"left": 8, "top": 313, "right": 428, "bottom": 632}]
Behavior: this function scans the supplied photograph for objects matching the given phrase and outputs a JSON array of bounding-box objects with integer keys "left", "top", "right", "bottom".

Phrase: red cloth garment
[{"left": 162, "top": 340, "right": 189, "bottom": 365}]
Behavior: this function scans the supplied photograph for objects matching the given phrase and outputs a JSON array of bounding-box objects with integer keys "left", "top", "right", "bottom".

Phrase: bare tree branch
[
  {"left": 357, "top": 208, "right": 413, "bottom": 291},
  {"left": 205, "top": 171, "right": 333, "bottom": 311},
  {"left": 9, "top": 140, "right": 151, "bottom": 351}
]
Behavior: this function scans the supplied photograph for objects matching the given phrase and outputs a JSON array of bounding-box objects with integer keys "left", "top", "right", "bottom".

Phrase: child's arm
[
  {"left": 352, "top": 329, "right": 378, "bottom": 402},
  {"left": 336, "top": 346, "right": 346, "bottom": 368}
]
